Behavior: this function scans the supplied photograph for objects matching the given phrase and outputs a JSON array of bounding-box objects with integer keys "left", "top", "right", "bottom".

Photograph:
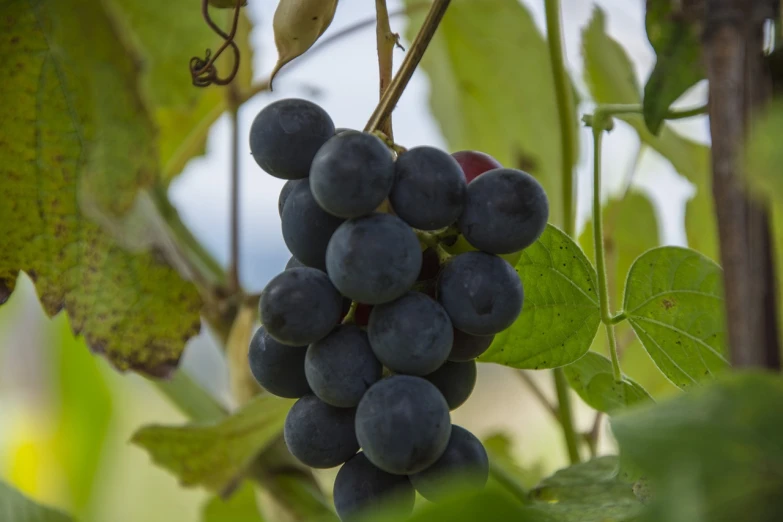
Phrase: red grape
[{"left": 451, "top": 150, "right": 503, "bottom": 183}]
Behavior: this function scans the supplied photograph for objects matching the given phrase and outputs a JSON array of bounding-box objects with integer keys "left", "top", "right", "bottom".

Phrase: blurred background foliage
[{"left": 4, "top": 0, "right": 778, "bottom": 520}]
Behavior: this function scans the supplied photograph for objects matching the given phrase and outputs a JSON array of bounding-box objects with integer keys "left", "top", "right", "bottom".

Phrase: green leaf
[
  {"left": 104, "top": 0, "right": 255, "bottom": 180},
  {"left": 611, "top": 372, "right": 783, "bottom": 522},
  {"left": 483, "top": 433, "right": 544, "bottom": 489},
  {"left": 480, "top": 225, "right": 601, "bottom": 369},
  {"left": 355, "top": 487, "right": 552, "bottom": 522},
  {"left": 0, "top": 481, "right": 73, "bottom": 522},
  {"left": 578, "top": 192, "right": 679, "bottom": 399},
  {"left": 746, "top": 100, "right": 783, "bottom": 201},
  {"left": 0, "top": 0, "right": 202, "bottom": 375},
  {"left": 132, "top": 394, "right": 292, "bottom": 494},
  {"left": 528, "top": 456, "right": 644, "bottom": 522},
  {"left": 582, "top": 7, "right": 717, "bottom": 260},
  {"left": 746, "top": 103, "right": 783, "bottom": 335},
  {"left": 203, "top": 482, "right": 264, "bottom": 522},
  {"left": 642, "top": 1, "right": 704, "bottom": 134},
  {"left": 623, "top": 246, "right": 727, "bottom": 389},
  {"left": 580, "top": 192, "right": 660, "bottom": 306},
  {"left": 406, "top": 0, "right": 579, "bottom": 228},
  {"left": 564, "top": 352, "right": 653, "bottom": 414}
]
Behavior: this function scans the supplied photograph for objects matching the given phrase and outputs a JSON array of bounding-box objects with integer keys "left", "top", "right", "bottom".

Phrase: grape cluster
[{"left": 247, "top": 98, "right": 549, "bottom": 520}]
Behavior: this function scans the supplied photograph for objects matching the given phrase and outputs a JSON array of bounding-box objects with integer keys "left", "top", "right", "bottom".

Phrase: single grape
[
  {"left": 438, "top": 252, "right": 523, "bottom": 335},
  {"left": 449, "top": 329, "right": 495, "bottom": 362},
  {"left": 424, "top": 360, "right": 477, "bottom": 410},
  {"left": 458, "top": 168, "right": 549, "bottom": 254},
  {"left": 333, "top": 453, "right": 415, "bottom": 521},
  {"left": 285, "top": 256, "right": 305, "bottom": 270},
  {"left": 248, "top": 327, "right": 310, "bottom": 398},
  {"left": 451, "top": 150, "right": 503, "bottom": 183},
  {"left": 284, "top": 394, "right": 359, "bottom": 469},
  {"left": 368, "top": 292, "right": 452, "bottom": 376},
  {"left": 278, "top": 179, "right": 304, "bottom": 217},
  {"left": 355, "top": 375, "right": 451, "bottom": 475},
  {"left": 305, "top": 325, "right": 382, "bottom": 408},
  {"left": 259, "top": 267, "right": 343, "bottom": 345},
  {"left": 310, "top": 131, "right": 395, "bottom": 218},
  {"left": 326, "top": 213, "right": 422, "bottom": 304},
  {"left": 249, "top": 98, "right": 335, "bottom": 179},
  {"left": 409, "top": 425, "right": 489, "bottom": 502},
  {"left": 390, "top": 146, "right": 467, "bottom": 230},
  {"left": 282, "top": 180, "right": 345, "bottom": 269}
]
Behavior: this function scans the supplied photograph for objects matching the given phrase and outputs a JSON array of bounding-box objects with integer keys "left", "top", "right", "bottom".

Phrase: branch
[
  {"left": 375, "top": 0, "right": 397, "bottom": 138},
  {"left": 553, "top": 368, "right": 581, "bottom": 464},
  {"left": 704, "top": 0, "right": 781, "bottom": 368},
  {"left": 517, "top": 371, "right": 560, "bottom": 423},
  {"left": 545, "top": 0, "right": 577, "bottom": 235},
  {"left": 227, "top": 84, "right": 241, "bottom": 294},
  {"left": 365, "top": 0, "right": 451, "bottom": 133}
]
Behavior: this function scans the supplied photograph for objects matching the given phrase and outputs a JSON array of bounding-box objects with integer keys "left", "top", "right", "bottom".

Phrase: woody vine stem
[{"left": 365, "top": 0, "right": 451, "bottom": 133}]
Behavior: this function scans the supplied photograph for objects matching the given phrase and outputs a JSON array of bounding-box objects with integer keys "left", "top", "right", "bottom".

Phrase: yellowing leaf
[
  {"left": 270, "top": 0, "right": 338, "bottom": 87},
  {"left": 0, "top": 0, "right": 202, "bottom": 376}
]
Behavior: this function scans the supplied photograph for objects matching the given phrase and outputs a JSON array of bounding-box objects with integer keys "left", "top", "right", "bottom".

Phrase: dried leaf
[{"left": 270, "top": 0, "right": 338, "bottom": 87}]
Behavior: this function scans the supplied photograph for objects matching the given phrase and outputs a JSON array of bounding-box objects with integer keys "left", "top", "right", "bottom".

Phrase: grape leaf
[
  {"left": 203, "top": 482, "right": 264, "bottom": 522},
  {"left": 582, "top": 7, "right": 717, "bottom": 260},
  {"left": 104, "top": 0, "right": 255, "bottom": 180},
  {"left": 0, "top": 0, "right": 202, "bottom": 376},
  {"left": 132, "top": 394, "right": 292, "bottom": 494},
  {"left": 745, "top": 103, "right": 783, "bottom": 342},
  {"left": 528, "top": 456, "right": 644, "bottom": 522},
  {"left": 356, "top": 487, "right": 553, "bottom": 522},
  {"left": 483, "top": 433, "right": 544, "bottom": 489},
  {"left": 0, "top": 481, "right": 73, "bottom": 522},
  {"left": 611, "top": 372, "right": 783, "bottom": 522},
  {"left": 406, "top": 0, "right": 579, "bottom": 228},
  {"left": 480, "top": 225, "right": 601, "bottom": 369},
  {"left": 564, "top": 352, "right": 652, "bottom": 414},
  {"left": 643, "top": 0, "right": 704, "bottom": 135},
  {"left": 623, "top": 246, "right": 728, "bottom": 389},
  {"left": 580, "top": 192, "right": 660, "bottom": 306},
  {"left": 578, "top": 192, "right": 678, "bottom": 399}
]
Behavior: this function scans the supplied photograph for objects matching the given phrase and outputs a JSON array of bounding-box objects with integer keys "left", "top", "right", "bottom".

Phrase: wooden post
[{"left": 704, "top": 0, "right": 781, "bottom": 368}]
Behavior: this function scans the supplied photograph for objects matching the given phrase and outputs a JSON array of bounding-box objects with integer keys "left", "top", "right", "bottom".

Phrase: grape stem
[
  {"left": 545, "top": 0, "right": 581, "bottom": 467},
  {"left": 365, "top": 0, "right": 451, "bottom": 133},
  {"left": 374, "top": 0, "right": 396, "bottom": 139},
  {"left": 371, "top": 130, "right": 408, "bottom": 154},
  {"left": 227, "top": 80, "right": 241, "bottom": 294},
  {"left": 341, "top": 301, "right": 359, "bottom": 324},
  {"left": 414, "top": 230, "right": 452, "bottom": 264},
  {"left": 589, "top": 112, "right": 622, "bottom": 384}
]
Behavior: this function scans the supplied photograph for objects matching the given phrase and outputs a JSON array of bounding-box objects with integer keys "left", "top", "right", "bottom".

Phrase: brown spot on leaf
[
  {"left": 662, "top": 299, "right": 676, "bottom": 310},
  {"left": 512, "top": 147, "right": 538, "bottom": 173}
]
